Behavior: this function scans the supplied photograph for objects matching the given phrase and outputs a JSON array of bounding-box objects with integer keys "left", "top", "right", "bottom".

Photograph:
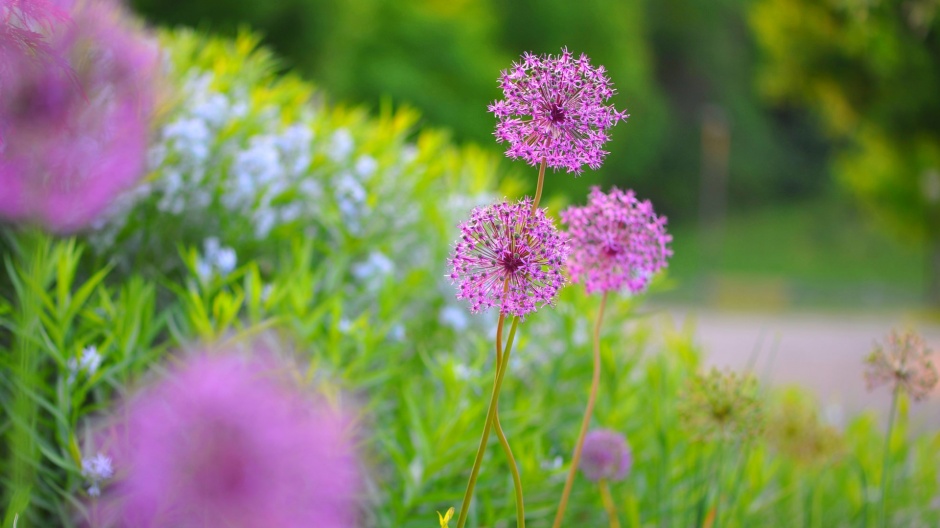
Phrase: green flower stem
[
  {"left": 598, "top": 479, "right": 621, "bottom": 528},
  {"left": 4, "top": 230, "right": 48, "bottom": 528},
  {"left": 456, "top": 316, "right": 520, "bottom": 528},
  {"left": 531, "top": 159, "right": 546, "bottom": 213},
  {"left": 879, "top": 386, "right": 899, "bottom": 528},
  {"left": 552, "top": 291, "right": 608, "bottom": 528},
  {"left": 493, "top": 313, "right": 526, "bottom": 528},
  {"left": 711, "top": 440, "right": 727, "bottom": 528}
]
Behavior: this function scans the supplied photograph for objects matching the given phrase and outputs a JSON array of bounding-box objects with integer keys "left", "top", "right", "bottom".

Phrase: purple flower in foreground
[
  {"left": 0, "top": 0, "right": 157, "bottom": 233},
  {"left": 95, "top": 352, "right": 359, "bottom": 528},
  {"left": 0, "top": 0, "right": 70, "bottom": 80},
  {"left": 865, "top": 330, "right": 938, "bottom": 402},
  {"left": 489, "top": 48, "right": 628, "bottom": 175},
  {"left": 561, "top": 186, "right": 672, "bottom": 295},
  {"left": 449, "top": 198, "right": 568, "bottom": 317},
  {"left": 580, "top": 429, "right": 632, "bottom": 483}
]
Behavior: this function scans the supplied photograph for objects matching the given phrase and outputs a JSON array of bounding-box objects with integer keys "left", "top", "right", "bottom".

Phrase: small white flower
[
  {"left": 214, "top": 247, "right": 237, "bottom": 276},
  {"left": 439, "top": 306, "right": 469, "bottom": 332},
  {"left": 351, "top": 251, "right": 394, "bottom": 282},
  {"left": 192, "top": 93, "right": 230, "bottom": 129},
  {"left": 81, "top": 453, "right": 114, "bottom": 497},
  {"left": 79, "top": 346, "right": 102, "bottom": 377},
  {"left": 329, "top": 129, "right": 354, "bottom": 161},
  {"left": 163, "top": 117, "right": 210, "bottom": 162},
  {"left": 354, "top": 155, "right": 378, "bottom": 178}
]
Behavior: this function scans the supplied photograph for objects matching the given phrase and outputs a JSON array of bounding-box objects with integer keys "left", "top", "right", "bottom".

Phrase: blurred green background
[{"left": 128, "top": 0, "right": 940, "bottom": 310}]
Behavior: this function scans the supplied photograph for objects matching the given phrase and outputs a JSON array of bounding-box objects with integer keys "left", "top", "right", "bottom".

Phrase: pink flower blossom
[
  {"left": 0, "top": 0, "right": 157, "bottom": 232},
  {"left": 865, "top": 330, "right": 938, "bottom": 402},
  {"left": 449, "top": 198, "right": 569, "bottom": 317},
  {"left": 489, "top": 48, "right": 628, "bottom": 175},
  {"left": 580, "top": 429, "right": 632, "bottom": 483},
  {"left": 561, "top": 186, "right": 672, "bottom": 295},
  {"left": 92, "top": 351, "right": 360, "bottom": 528}
]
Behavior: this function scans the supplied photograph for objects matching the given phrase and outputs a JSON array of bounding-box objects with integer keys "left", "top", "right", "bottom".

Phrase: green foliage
[{"left": 750, "top": 0, "right": 940, "bottom": 244}]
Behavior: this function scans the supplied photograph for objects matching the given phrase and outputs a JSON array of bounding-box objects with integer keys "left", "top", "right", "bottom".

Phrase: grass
[{"left": 664, "top": 198, "right": 928, "bottom": 310}]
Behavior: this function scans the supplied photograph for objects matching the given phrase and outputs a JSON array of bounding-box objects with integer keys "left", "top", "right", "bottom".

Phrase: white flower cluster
[
  {"left": 196, "top": 237, "right": 237, "bottom": 281},
  {"left": 67, "top": 346, "right": 102, "bottom": 385},
  {"left": 81, "top": 452, "right": 114, "bottom": 497}
]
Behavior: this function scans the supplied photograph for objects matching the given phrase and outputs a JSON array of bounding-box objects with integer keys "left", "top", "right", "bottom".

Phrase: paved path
[{"left": 648, "top": 306, "right": 940, "bottom": 431}]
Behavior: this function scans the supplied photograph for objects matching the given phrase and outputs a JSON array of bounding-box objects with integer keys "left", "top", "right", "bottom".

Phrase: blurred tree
[{"left": 750, "top": 0, "right": 940, "bottom": 304}]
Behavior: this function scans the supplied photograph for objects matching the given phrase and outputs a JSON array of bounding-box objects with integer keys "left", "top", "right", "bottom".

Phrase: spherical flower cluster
[
  {"left": 561, "top": 186, "right": 672, "bottom": 295},
  {"left": 449, "top": 198, "right": 569, "bottom": 318},
  {"left": 0, "top": 0, "right": 157, "bottom": 232},
  {"left": 865, "top": 330, "right": 938, "bottom": 402},
  {"left": 489, "top": 48, "right": 628, "bottom": 175},
  {"left": 579, "top": 429, "right": 632, "bottom": 483},
  {"left": 677, "top": 368, "right": 763, "bottom": 442},
  {"left": 94, "top": 351, "right": 360, "bottom": 528}
]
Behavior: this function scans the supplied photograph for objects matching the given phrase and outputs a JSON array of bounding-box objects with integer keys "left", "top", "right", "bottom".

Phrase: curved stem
[
  {"left": 598, "top": 479, "right": 621, "bottom": 528},
  {"left": 552, "top": 291, "right": 609, "bottom": 528},
  {"left": 531, "top": 159, "right": 546, "bottom": 214},
  {"left": 493, "top": 313, "right": 526, "bottom": 527},
  {"left": 880, "top": 386, "right": 899, "bottom": 528},
  {"left": 456, "top": 317, "right": 520, "bottom": 528}
]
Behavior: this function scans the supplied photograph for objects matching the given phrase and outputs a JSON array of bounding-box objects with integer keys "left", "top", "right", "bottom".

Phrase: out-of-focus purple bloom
[
  {"left": 94, "top": 352, "right": 360, "bottom": 528},
  {"left": 580, "top": 429, "right": 632, "bottom": 483},
  {"left": 0, "top": 0, "right": 157, "bottom": 233},
  {"left": 449, "top": 198, "right": 568, "bottom": 318},
  {"left": 0, "top": 0, "right": 70, "bottom": 80},
  {"left": 561, "top": 186, "right": 672, "bottom": 295},
  {"left": 488, "top": 48, "right": 628, "bottom": 175}
]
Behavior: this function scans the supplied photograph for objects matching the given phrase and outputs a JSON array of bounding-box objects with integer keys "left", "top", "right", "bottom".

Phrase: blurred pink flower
[
  {"left": 865, "top": 330, "right": 938, "bottom": 402},
  {"left": 561, "top": 186, "right": 672, "bottom": 295},
  {"left": 0, "top": 0, "right": 157, "bottom": 233},
  {"left": 580, "top": 429, "right": 632, "bottom": 483},
  {"left": 448, "top": 198, "right": 569, "bottom": 317},
  {"left": 93, "top": 351, "right": 360, "bottom": 528},
  {"left": 488, "top": 48, "right": 628, "bottom": 175}
]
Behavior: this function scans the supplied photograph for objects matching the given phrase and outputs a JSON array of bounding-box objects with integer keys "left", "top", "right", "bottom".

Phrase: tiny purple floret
[
  {"left": 488, "top": 48, "right": 628, "bottom": 175},
  {"left": 561, "top": 186, "right": 672, "bottom": 295},
  {"left": 449, "top": 198, "right": 569, "bottom": 318},
  {"left": 580, "top": 429, "right": 632, "bottom": 483}
]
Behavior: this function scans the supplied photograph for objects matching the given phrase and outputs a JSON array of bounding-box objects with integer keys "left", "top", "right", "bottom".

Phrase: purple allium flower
[
  {"left": 561, "top": 186, "right": 672, "bottom": 295},
  {"left": 579, "top": 429, "right": 632, "bottom": 483},
  {"left": 448, "top": 198, "right": 569, "bottom": 318},
  {"left": 488, "top": 48, "right": 628, "bottom": 175},
  {"left": 0, "top": 0, "right": 70, "bottom": 81},
  {"left": 0, "top": 0, "right": 157, "bottom": 233},
  {"left": 865, "top": 330, "right": 938, "bottom": 402},
  {"left": 94, "top": 352, "right": 360, "bottom": 528}
]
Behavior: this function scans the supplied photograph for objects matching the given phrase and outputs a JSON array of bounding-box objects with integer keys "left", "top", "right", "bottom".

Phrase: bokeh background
[{"left": 128, "top": 0, "right": 939, "bottom": 312}]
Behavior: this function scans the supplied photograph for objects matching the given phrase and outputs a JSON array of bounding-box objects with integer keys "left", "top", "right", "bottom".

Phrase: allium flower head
[
  {"left": 0, "top": 0, "right": 157, "bottom": 232},
  {"left": 766, "top": 391, "right": 843, "bottom": 466},
  {"left": 95, "top": 351, "right": 359, "bottom": 528},
  {"left": 561, "top": 186, "right": 672, "bottom": 294},
  {"left": 678, "top": 368, "right": 763, "bottom": 442},
  {"left": 489, "top": 48, "right": 628, "bottom": 174},
  {"left": 580, "top": 429, "right": 632, "bottom": 483},
  {"left": 865, "top": 330, "right": 938, "bottom": 402},
  {"left": 448, "top": 198, "right": 569, "bottom": 317}
]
